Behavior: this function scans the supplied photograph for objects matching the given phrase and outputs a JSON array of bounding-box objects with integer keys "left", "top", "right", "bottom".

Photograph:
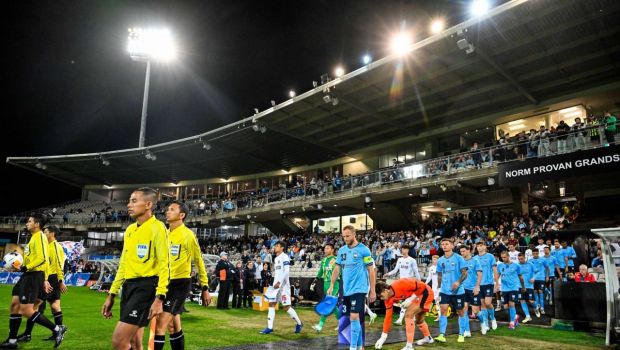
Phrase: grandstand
[{"left": 1, "top": 0, "right": 620, "bottom": 347}]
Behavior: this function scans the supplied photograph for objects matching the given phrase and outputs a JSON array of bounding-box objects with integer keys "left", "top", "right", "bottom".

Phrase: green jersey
[{"left": 317, "top": 255, "right": 337, "bottom": 281}]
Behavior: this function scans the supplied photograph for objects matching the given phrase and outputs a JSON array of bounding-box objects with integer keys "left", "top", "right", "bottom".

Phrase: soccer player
[
  {"left": 551, "top": 240, "right": 566, "bottom": 279},
  {"left": 374, "top": 279, "right": 434, "bottom": 350},
  {"left": 543, "top": 246, "right": 560, "bottom": 306},
  {"left": 459, "top": 245, "right": 482, "bottom": 338},
  {"left": 327, "top": 225, "right": 376, "bottom": 350},
  {"left": 312, "top": 243, "right": 341, "bottom": 333},
  {"left": 517, "top": 253, "right": 539, "bottom": 323},
  {"left": 424, "top": 255, "right": 440, "bottom": 322},
  {"left": 383, "top": 245, "right": 421, "bottom": 325},
  {"left": 497, "top": 251, "right": 524, "bottom": 329},
  {"left": 260, "top": 241, "right": 302, "bottom": 334},
  {"left": 1, "top": 213, "right": 65, "bottom": 349},
  {"left": 154, "top": 201, "right": 211, "bottom": 350},
  {"left": 560, "top": 240, "right": 577, "bottom": 273},
  {"left": 507, "top": 244, "right": 519, "bottom": 263},
  {"left": 529, "top": 249, "right": 549, "bottom": 315},
  {"left": 17, "top": 225, "right": 68, "bottom": 343},
  {"left": 475, "top": 241, "right": 499, "bottom": 334},
  {"left": 101, "top": 188, "right": 171, "bottom": 350},
  {"left": 435, "top": 238, "right": 468, "bottom": 344}
]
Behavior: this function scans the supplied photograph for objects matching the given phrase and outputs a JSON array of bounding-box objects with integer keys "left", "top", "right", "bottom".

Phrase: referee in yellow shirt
[
  {"left": 101, "top": 187, "right": 171, "bottom": 350},
  {"left": 1, "top": 213, "right": 65, "bottom": 349},
  {"left": 154, "top": 201, "right": 211, "bottom": 350},
  {"left": 17, "top": 225, "right": 68, "bottom": 343}
]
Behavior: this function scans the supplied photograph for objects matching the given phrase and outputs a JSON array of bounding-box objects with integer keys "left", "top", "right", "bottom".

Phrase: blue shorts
[
  {"left": 342, "top": 293, "right": 366, "bottom": 316},
  {"left": 439, "top": 292, "right": 465, "bottom": 311},
  {"left": 533, "top": 281, "right": 546, "bottom": 291},
  {"left": 464, "top": 289, "right": 481, "bottom": 306},
  {"left": 479, "top": 284, "right": 494, "bottom": 299},
  {"left": 501, "top": 291, "right": 519, "bottom": 304},
  {"left": 520, "top": 289, "right": 534, "bottom": 301}
]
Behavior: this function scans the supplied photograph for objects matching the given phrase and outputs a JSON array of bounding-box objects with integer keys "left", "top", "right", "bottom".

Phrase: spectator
[
  {"left": 591, "top": 249, "right": 603, "bottom": 269},
  {"left": 574, "top": 265, "right": 596, "bottom": 282},
  {"left": 604, "top": 111, "right": 617, "bottom": 145}
]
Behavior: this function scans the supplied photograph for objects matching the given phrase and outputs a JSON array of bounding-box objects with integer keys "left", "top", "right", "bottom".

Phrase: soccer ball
[{"left": 3, "top": 252, "right": 23, "bottom": 270}]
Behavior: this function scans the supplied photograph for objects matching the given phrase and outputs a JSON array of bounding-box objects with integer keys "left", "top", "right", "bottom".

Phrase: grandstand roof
[{"left": 7, "top": 0, "right": 620, "bottom": 187}]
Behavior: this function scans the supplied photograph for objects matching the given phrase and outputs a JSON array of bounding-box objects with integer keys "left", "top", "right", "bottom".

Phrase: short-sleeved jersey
[
  {"left": 529, "top": 257, "right": 548, "bottom": 281},
  {"left": 273, "top": 253, "right": 291, "bottom": 289},
  {"left": 552, "top": 249, "right": 566, "bottom": 268},
  {"left": 382, "top": 278, "right": 433, "bottom": 333},
  {"left": 24, "top": 231, "right": 50, "bottom": 279},
  {"left": 508, "top": 250, "right": 520, "bottom": 264},
  {"left": 336, "top": 243, "right": 373, "bottom": 296},
  {"left": 544, "top": 254, "right": 557, "bottom": 274},
  {"left": 476, "top": 252, "right": 497, "bottom": 285},
  {"left": 498, "top": 262, "right": 521, "bottom": 292},
  {"left": 317, "top": 255, "right": 338, "bottom": 284},
  {"left": 518, "top": 261, "right": 536, "bottom": 289},
  {"left": 168, "top": 224, "right": 209, "bottom": 287},
  {"left": 462, "top": 256, "right": 482, "bottom": 290},
  {"left": 47, "top": 240, "right": 66, "bottom": 281},
  {"left": 387, "top": 256, "right": 420, "bottom": 279},
  {"left": 436, "top": 253, "right": 466, "bottom": 295},
  {"left": 563, "top": 246, "right": 577, "bottom": 267}
]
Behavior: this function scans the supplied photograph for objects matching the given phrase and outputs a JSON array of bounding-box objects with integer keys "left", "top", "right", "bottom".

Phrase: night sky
[{"left": 2, "top": 0, "right": 486, "bottom": 215}]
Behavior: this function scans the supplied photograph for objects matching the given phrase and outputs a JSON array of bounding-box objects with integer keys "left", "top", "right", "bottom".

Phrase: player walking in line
[
  {"left": 459, "top": 245, "right": 482, "bottom": 338},
  {"left": 517, "top": 253, "right": 540, "bottom": 323},
  {"left": 435, "top": 239, "right": 468, "bottom": 344},
  {"left": 383, "top": 245, "right": 421, "bottom": 326},
  {"left": 327, "top": 225, "right": 376, "bottom": 350},
  {"left": 260, "top": 241, "right": 302, "bottom": 335},
  {"left": 154, "top": 201, "right": 211, "bottom": 350},
  {"left": 101, "top": 188, "right": 170, "bottom": 350},
  {"left": 529, "top": 249, "right": 549, "bottom": 316},
  {"left": 474, "top": 241, "right": 499, "bottom": 334},
  {"left": 497, "top": 251, "right": 525, "bottom": 330}
]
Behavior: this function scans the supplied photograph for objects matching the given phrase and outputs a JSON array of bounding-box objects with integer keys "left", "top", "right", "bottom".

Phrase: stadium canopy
[{"left": 7, "top": 0, "right": 620, "bottom": 187}]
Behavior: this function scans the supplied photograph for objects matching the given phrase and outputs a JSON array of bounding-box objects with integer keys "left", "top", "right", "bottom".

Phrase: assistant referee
[
  {"left": 154, "top": 201, "right": 211, "bottom": 350},
  {"left": 101, "top": 187, "right": 170, "bottom": 350}
]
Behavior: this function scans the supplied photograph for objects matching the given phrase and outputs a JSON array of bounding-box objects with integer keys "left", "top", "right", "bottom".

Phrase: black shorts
[
  {"left": 342, "top": 293, "right": 366, "bottom": 316},
  {"left": 12, "top": 271, "right": 44, "bottom": 304},
  {"left": 439, "top": 293, "right": 465, "bottom": 310},
  {"left": 501, "top": 291, "right": 519, "bottom": 304},
  {"left": 464, "top": 289, "right": 481, "bottom": 306},
  {"left": 555, "top": 268, "right": 565, "bottom": 278},
  {"left": 120, "top": 276, "right": 158, "bottom": 327},
  {"left": 40, "top": 274, "right": 62, "bottom": 302},
  {"left": 520, "top": 288, "right": 534, "bottom": 301},
  {"left": 163, "top": 279, "right": 191, "bottom": 315},
  {"left": 533, "top": 281, "right": 546, "bottom": 291},
  {"left": 479, "top": 284, "right": 494, "bottom": 299}
]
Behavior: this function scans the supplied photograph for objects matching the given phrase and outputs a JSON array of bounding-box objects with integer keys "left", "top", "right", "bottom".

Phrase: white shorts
[{"left": 265, "top": 286, "right": 291, "bottom": 306}]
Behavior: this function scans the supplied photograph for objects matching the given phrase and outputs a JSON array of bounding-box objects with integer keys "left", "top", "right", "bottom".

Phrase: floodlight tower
[{"left": 127, "top": 27, "right": 177, "bottom": 148}]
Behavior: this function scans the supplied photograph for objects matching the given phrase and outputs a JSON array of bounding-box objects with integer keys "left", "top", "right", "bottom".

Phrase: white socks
[
  {"left": 268, "top": 307, "right": 275, "bottom": 329},
  {"left": 287, "top": 307, "right": 301, "bottom": 325}
]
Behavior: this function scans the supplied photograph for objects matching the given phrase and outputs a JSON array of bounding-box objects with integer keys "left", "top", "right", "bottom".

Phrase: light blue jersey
[
  {"left": 498, "top": 262, "right": 521, "bottom": 292},
  {"left": 563, "top": 246, "right": 577, "bottom": 267},
  {"left": 552, "top": 249, "right": 566, "bottom": 269},
  {"left": 436, "top": 253, "right": 467, "bottom": 295},
  {"left": 544, "top": 254, "right": 557, "bottom": 275},
  {"left": 336, "top": 243, "right": 374, "bottom": 296},
  {"left": 529, "top": 257, "right": 548, "bottom": 281},
  {"left": 477, "top": 252, "right": 497, "bottom": 285},
  {"left": 462, "top": 256, "right": 482, "bottom": 290},
  {"left": 518, "top": 261, "right": 536, "bottom": 289}
]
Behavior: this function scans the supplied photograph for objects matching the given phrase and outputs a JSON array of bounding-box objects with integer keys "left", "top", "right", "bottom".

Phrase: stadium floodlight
[
  {"left": 289, "top": 90, "right": 296, "bottom": 98},
  {"left": 421, "top": 187, "right": 428, "bottom": 195},
  {"left": 487, "top": 177, "right": 495, "bottom": 186},
  {"left": 390, "top": 32, "right": 412, "bottom": 55},
  {"left": 470, "top": 0, "right": 490, "bottom": 18},
  {"left": 362, "top": 55, "right": 372, "bottom": 64},
  {"left": 35, "top": 161, "right": 47, "bottom": 170},
  {"left": 202, "top": 142, "right": 211, "bottom": 151},
  {"left": 334, "top": 66, "right": 345, "bottom": 78},
  {"left": 270, "top": 100, "right": 276, "bottom": 107},
  {"left": 260, "top": 126, "right": 267, "bottom": 134},
  {"left": 279, "top": 210, "right": 285, "bottom": 215},
  {"left": 252, "top": 124, "right": 260, "bottom": 132},
  {"left": 101, "top": 156, "right": 110, "bottom": 166},
  {"left": 145, "top": 149, "right": 157, "bottom": 161},
  {"left": 430, "top": 19, "right": 445, "bottom": 34},
  {"left": 254, "top": 108, "right": 259, "bottom": 114},
  {"left": 127, "top": 27, "right": 177, "bottom": 149},
  {"left": 317, "top": 204, "right": 323, "bottom": 210}
]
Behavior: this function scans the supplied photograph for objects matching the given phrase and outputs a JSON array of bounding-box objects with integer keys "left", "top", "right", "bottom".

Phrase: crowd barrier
[{"left": 0, "top": 272, "right": 92, "bottom": 287}]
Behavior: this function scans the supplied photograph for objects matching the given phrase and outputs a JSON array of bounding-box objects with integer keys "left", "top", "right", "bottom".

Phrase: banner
[
  {"left": 498, "top": 145, "right": 620, "bottom": 186},
  {"left": 64, "top": 273, "right": 91, "bottom": 286},
  {"left": 0, "top": 272, "right": 22, "bottom": 285}
]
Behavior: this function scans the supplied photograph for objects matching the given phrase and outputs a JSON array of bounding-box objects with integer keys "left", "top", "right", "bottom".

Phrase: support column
[{"left": 510, "top": 185, "right": 529, "bottom": 216}]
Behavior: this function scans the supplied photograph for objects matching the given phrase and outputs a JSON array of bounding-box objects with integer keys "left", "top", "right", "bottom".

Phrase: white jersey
[
  {"left": 525, "top": 249, "right": 533, "bottom": 261},
  {"left": 425, "top": 264, "right": 439, "bottom": 293},
  {"left": 508, "top": 250, "right": 520, "bottom": 263},
  {"left": 273, "top": 252, "right": 291, "bottom": 289},
  {"left": 536, "top": 244, "right": 548, "bottom": 255},
  {"left": 386, "top": 256, "right": 420, "bottom": 279}
]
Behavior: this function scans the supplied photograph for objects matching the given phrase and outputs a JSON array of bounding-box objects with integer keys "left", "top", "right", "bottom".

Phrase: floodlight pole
[{"left": 138, "top": 60, "right": 152, "bottom": 148}]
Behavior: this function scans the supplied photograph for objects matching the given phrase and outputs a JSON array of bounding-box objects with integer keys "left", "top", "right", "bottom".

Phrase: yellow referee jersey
[
  {"left": 168, "top": 224, "right": 209, "bottom": 288},
  {"left": 24, "top": 231, "right": 49, "bottom": 279},
  {"left": 48, "top": 240, "right": 66, "bottom": 281},
  {"left": 110, "top": 215, "right": 170, "bottom": 296}
]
